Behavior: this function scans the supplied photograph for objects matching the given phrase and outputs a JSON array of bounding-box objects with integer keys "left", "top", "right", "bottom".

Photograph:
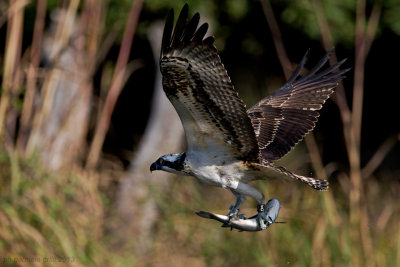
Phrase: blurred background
[{"left": 0, "top": 0, "right": 399, "bottom": 266}]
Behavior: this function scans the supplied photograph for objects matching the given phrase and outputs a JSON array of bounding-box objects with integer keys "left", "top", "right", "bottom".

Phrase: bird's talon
[
  {"left": 237, "top": 213, "right": 246, "bottom": 219},
  {"left": 227, "top": 207, "right": 247, "bottom": 220},
  {"left": 256, "top": 208, "right": 270, "bottom": 230}
]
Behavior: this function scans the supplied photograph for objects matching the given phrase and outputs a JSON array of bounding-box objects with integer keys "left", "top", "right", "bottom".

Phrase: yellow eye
[{"left": 159, "top": 159, "right": 164, "bottom": 164}]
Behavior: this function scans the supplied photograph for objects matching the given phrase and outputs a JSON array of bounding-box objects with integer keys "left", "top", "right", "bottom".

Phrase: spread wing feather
[
  {"left": 248, "top": 49, "right": 350, "bottom": 161},
  {"left": 160, "top": 4, "right": 259, "bottom": 160}
]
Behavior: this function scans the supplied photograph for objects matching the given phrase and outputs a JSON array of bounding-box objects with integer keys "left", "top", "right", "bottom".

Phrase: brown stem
[
  {"left": 312, "top": 0, "right": 352, "bottom": 123},
  {"left": 0, "top": 0, "right": 25, "bottom": 143},
  {"left": 17, "top": 0, "right": 47, "bottom": 152},
  {"left": 262, "top": 0, "right": 342, "bottom": 234},
  {"left": 86, "top": 0, "right": 144, "bottom": 169},
  {"left": 361, "top": 134, "right": 398, "bottom": 179},
  {"left": 260, "top": 0, "right": 291, "bottom": 79}
]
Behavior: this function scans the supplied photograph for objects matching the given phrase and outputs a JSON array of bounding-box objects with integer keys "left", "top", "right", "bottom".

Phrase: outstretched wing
[
  {"left": 160, "top": 4, "right": 259, "bottom": 160},
  {"left": 248, "top": 49, "right": 349, "bottom": 161}
]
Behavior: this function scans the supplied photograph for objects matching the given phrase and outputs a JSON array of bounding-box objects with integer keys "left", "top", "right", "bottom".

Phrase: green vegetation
[
  {"left": 278, "top": 0, "right": 400, "bottom": 46},
  {"left": 0, "top": 146, "right": 399, "bottom": 266},
  {"left": 0, "top": 147, "right": 134, "bottom": 266},
  {"left": 0, "top": 0, "right": 399, "bottom": 266}
]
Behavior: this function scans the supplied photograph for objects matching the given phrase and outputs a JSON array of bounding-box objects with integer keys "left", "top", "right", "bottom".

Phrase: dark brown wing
[
  {"left": 160, "top": 4, "right": 259, "bottom": 160},
  {"left": 247, "top": 49, "right": 349, "bottom": 161}
]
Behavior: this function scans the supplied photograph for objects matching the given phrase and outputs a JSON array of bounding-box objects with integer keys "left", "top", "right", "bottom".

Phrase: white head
[{"left": 150, "top": 153, "right": 191, "bottom": 176}]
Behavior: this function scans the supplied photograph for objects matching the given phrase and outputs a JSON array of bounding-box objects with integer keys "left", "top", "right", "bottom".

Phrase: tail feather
[{"left": 257, "top": 162, "right": 329, "bottom": 191}]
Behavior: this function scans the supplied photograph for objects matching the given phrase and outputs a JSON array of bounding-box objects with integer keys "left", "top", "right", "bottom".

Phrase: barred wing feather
[
  {"left": 160, "top": 4, "right": 259, "bottom": 160},
  {"left": 248, "top": 49, "right": 349, "bottom": 161}
]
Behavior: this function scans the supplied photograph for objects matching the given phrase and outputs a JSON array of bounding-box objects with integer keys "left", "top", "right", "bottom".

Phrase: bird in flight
[{"left": 150, "top": 4, "right": 348, "bottom": 229}]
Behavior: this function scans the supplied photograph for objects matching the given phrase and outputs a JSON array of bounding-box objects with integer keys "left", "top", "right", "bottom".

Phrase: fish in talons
[{"left": 196, "top": 199, "right": 284, "bottom": 232}]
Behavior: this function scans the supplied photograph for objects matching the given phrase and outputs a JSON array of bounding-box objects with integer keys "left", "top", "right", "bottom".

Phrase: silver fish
[{"left": 196, "top": 198, "right": 283, "bottom": 232}]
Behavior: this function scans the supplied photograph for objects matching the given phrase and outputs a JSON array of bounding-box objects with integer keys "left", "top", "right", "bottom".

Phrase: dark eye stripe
[{"left": 162, "top": 153, "right": 186, "bottom": 171}]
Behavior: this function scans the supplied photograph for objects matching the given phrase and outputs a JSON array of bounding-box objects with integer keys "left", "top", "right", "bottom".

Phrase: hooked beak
[{"left": 150, "top": 162, "right": 159, "bottom": 172}]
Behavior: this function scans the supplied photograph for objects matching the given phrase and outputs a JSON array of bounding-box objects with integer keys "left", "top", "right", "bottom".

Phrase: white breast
[{"left": 186, "top": 150, "right": 250, "bottom": 189}]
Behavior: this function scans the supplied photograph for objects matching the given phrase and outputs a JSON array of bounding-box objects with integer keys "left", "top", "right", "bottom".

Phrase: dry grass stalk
[
  {"left": 86, "top": 0, "right": 144, "bottom": 169},
  {"left": 260, "top": 0, "right": 292, "bottom": 79},
  {"left": 0, "top": 0, "right": 25, "bottom": 142},
  {"left": 313, "top": 0, "right": 382, "bottom": 266},
  {"left": 113, "top": 21, "right": 184, "bottom": 253},
  {"left": 261, "top": 0, "right": 387, "bottom": 266},
  {"left": 362, "top": 134, "right": 399, "bottom": 179},
  {"left": 17, "top": 0, "right": 47, "bottom": 152},
  {"left": 22, "top": 0, "right": 104, "bottom": 170},
  {"left": 27, "top": 0, "right": 80, "bottom": 139},
  {"left": 261, "top": 0, "right": 341, "bottom": 247}
]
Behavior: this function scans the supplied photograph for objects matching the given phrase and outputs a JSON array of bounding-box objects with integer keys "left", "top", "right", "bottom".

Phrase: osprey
[{"left": 150, "top": 4, "right": 348, "bottom": 229}]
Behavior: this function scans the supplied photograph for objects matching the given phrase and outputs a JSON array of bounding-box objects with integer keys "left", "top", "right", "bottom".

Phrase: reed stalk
[{"left": 86, "top": 0, "right": 144, "bottom": 169}]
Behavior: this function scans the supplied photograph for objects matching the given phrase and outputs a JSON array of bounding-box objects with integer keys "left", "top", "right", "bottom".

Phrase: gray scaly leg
[{"left": 227, "top": 190, "right": 246, "bottom": 219}]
